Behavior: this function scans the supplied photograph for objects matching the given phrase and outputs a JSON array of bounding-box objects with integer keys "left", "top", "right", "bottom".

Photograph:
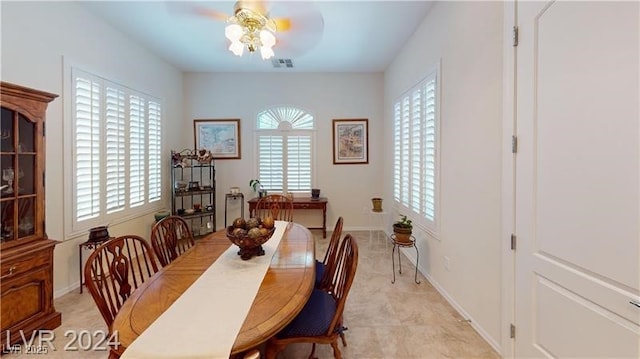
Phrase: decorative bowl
[
  {"left": 88, "top": 225, "right": 110, "bottom": 243},
  {"left": 154, "top": 210, "right": 170, "bottom": 222},
  {"left": 226, "top": 226, "right": 276, "bottom": 260}
]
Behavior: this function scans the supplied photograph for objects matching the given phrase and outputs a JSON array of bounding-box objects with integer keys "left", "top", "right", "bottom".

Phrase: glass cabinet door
[{"left": 1, "top": 107, "right": 38, "bottom": 244}]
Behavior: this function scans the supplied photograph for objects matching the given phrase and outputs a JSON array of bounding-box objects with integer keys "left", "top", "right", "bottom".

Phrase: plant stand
[{"left": 391, "top": 234, "right": 420, "bottom": 284}]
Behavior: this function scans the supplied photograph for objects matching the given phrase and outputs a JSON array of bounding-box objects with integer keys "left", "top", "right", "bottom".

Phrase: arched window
[{"left": 256, "top": 106, "right": 315, "bottom": 193}]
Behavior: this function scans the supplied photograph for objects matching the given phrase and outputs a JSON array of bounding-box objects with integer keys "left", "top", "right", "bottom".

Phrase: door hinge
[
  {"left": 43, "top": 122, "right": 45, "bottom": 137},
  {"left": 513, "top": 26, "right": 519, "bottom": 47},
  {"left": 510, "top": 323, "right": 516, "bottom": 339},
  {"left": 510, "top": 234, "right": 517, "bottom": 251},
  {"left": 511, "top": 135, "right": 518, "bottom": 153}
]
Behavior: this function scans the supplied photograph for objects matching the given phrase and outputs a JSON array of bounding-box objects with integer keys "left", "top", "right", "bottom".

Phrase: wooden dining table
[{"left": 110, "top": 222, "right": 315, "bottom": 358}]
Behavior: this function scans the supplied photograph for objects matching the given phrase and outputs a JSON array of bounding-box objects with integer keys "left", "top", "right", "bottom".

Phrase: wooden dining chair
[
  {"left": 316, "top": 216, "right": 343, "bottom": 289},
  {"left": 150, "top": 216, "right": 195, "bottom": 267},
  {"left": 84, "top": 235, "right": 160, "bottom": 329},
  {"left": 265, "top": 234, "right": 359, "bottom": 359},
  {"left": 254, "top": 194, "right": 294, "bottom": 221}
]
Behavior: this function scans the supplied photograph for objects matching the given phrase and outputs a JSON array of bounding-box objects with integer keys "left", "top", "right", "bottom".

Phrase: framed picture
[
  {"left": 194, "top": 119, "right": 241, "bottom": 159},
  {"left": 332, "top": 119, "right": 369, "bottom": 164}
]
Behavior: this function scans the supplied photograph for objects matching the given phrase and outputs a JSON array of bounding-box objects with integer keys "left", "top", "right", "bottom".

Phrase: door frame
[{"left": 501, "top": 1, "right": 517, "bottom": 358}]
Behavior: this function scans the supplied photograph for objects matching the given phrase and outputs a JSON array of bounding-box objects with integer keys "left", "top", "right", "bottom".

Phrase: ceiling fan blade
[
  {"left": 195, "top": 6, "right": 229, "bottom": 22},
  {"left": 273, "top": 18, "right": 291, "bottom": 32},
  {"left": 269, "top": 2, "right": 324, "bottom": 57},
  {"left": 165, "top": 2, "right": 229, "bottom": 22}
]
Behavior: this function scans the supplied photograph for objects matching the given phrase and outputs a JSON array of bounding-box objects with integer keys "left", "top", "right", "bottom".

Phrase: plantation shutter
[
  {"left": 148, "top": 101, "right": 162, "bottom": 202},
  {"left": 393, "top": 103, "right": 401, "bottom": 202},
  {"left": 287, "top": 135, "right": 311, "bottom": 192},
  {"left": 105, "top": 86, "right": 126, "bottom": 214},
  {"left": 68, "top": 66, "right": 164, "bottom": 236},
  {"left": 400, "top": 97, "right": 411, "bottom": 207},
  {"left": 423, "top": 78, "right": 436, "bottom": 221},
  {"left": 393, "top": 71, "right": 438, "bottom": 228},
  {"left": 73, "top": 72, "right": 101, "bottom": 221},
  {"left": 410, "top": 88, "right": 422, "bottom": 214},
  {"left": 258, "top": 135, "right": 284, "bottom": 192},
  {"left": 129, "top": 95, "right": 146, "bottom": 207},
  {"left": 256, "top": 106, "right": 315, "bottom": 193}
]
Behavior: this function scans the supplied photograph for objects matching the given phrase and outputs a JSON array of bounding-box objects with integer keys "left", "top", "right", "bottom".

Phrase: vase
[
  {"left": 393, "top": 225, "right": 413, "bottom": 243},
  {"left": 311, "top": 188, "right": 320, "bottom": 199},
  {"left": 371, "top": 197, "right": 383, "bottom": 212}
]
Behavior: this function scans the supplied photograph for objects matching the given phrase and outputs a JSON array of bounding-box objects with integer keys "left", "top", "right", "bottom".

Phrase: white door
[{"left": 514, "top": 1, "right": 640, "bottom": 357}]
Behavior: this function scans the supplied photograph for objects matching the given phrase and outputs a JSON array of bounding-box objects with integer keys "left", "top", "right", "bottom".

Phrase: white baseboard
[
  {"left": 54, "top": 281, "right": 81, "bottom": 299},
  {"left": 401, "top": 248, "right": 503, "bottom": 356}
]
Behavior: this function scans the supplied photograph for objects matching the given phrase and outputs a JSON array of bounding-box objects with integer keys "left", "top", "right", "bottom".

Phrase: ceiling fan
[{"left": 180, "top": 0, "right": 324, "bottom": 60}]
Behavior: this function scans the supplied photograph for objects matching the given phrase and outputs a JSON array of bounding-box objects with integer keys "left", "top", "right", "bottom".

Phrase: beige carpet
[{"left": 4, "top": 231, "right": 500, "bottom": 359}]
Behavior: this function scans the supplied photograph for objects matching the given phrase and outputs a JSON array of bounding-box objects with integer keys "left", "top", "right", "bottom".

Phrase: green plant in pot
[
  {"left": 249, "top": 179, "right": 267, "bottom": 198},
  {"left": 393, "top": 215, "right": 413, "bottom": 243}
]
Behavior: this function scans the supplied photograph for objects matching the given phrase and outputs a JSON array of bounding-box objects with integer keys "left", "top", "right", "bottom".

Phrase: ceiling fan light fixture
[
  {"left": 225, "top": 23, "right": 244, "bottom": 42},
  {"left": 229, "top": 40, "right": 245, "bottom": 56},
  {"left": 225, "top": 5, "right": 277, "bottom": 60},
  {"left": 260, "top": 45, "right": 275, "bottom": 60},
  {"left": 260, "top": 29, "right": 275, "bottom": 47}
]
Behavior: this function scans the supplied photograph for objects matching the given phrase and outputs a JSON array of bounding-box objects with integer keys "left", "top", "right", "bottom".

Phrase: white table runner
[{"left": 121, "top": 221, "right": 288, "bottom": 359}]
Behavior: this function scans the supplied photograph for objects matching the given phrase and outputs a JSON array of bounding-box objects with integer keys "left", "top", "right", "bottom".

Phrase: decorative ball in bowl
[{"left": 226, "top": 216, "right": 276, "bottom": 260}]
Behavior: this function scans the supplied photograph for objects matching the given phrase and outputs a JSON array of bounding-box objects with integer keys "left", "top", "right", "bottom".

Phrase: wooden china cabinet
[{"left": 0, "top": 82, "right": 61, "bottom": 346}]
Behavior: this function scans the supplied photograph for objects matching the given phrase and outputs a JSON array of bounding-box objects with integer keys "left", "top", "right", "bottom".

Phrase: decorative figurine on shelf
[
  {"left": 197, "top": 149, "right": 214, "bottom": 164},
  {"left": 171, "top": 149, "right": 191, "bottom": 168},
  {"left": 172, "top": 149, "right": 214, "bottom": 167}
]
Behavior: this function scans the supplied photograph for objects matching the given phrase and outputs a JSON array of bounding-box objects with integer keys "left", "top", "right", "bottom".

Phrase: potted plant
[
  {"left": 249, "top": 179, "right": 267, "bottom": 198},
  {"left": 393, "top": 215, "right": 413, "bottom": 243}
]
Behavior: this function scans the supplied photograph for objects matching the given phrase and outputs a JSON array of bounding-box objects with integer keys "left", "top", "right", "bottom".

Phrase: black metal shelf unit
[{"left": 170, "top": 150, "right": 216, "bottom": 237}]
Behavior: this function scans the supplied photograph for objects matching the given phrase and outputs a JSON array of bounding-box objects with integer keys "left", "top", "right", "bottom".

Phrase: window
[
  {"left": 256, "top": 106, "right": 315, "bottom": 193},
  {"left": 68, "top": 67, "right": 162, "bottom": 236},
  {"left": 393, "top": 71, "right": 438, "bottom": 231}
]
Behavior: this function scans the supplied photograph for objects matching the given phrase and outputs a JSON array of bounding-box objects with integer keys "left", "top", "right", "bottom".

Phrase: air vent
[{"left": 272, "top": 58, "right": 294, "bottom": 68}]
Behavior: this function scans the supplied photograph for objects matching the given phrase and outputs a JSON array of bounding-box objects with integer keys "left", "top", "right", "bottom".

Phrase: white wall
[
  {"left": 384, "top": 1, "right": 504, "bottom": 351},
  {"left": 1, "top": 1, "right": 184, "bottom": 295},
  {"left": 183, "top": 72, "right": 385, "bottom": 232}
]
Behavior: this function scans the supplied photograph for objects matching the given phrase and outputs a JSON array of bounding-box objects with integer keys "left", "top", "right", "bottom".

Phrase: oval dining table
[{"left": 109, "top": 222, "right": 316, "bottom": 358}]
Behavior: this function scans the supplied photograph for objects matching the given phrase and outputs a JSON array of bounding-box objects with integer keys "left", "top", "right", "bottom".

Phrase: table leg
[
  {"left": 322, "top": 206, "right": 327, "bottom": 238},
  {"left": 78, "top": 244, "right": 83, "bottom": 293},
  {"left": 225, "top": 196, "right": 229, "bottom": 227}
]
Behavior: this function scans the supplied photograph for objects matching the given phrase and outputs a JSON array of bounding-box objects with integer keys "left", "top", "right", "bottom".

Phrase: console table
[{"left": 248, "top": 197, "right": 328, "bottom": 238}]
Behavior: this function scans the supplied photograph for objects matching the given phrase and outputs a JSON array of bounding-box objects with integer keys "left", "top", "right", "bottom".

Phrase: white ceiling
[{"left": 80, "top": 1, "right": 434, "bottom": 73}]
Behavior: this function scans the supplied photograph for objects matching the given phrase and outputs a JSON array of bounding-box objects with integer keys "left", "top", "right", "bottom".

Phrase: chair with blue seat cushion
[
  {"left": 315, "top": 217, "right": 343, "bottom": 289},
  {"left": 266, "top": 234, "right": 358, "bottom": 359}
]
